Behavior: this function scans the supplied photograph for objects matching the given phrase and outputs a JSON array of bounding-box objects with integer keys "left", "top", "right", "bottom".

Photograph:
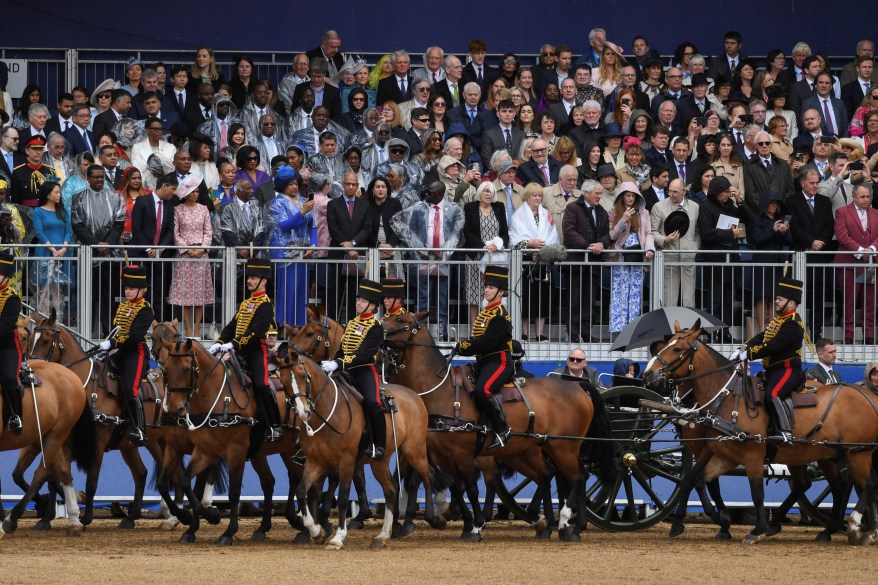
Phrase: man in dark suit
[
  {"left": 130, "top": 174, "right": 177, "bottom": 321},
  {"left": 432, "top": 55, "right": 464, "bottom": 109},
  {"left": 516, "top": 138, "right": 561, "bottom": 187},
  {"left": 786, "top": 168, "right": 835, "bottom": 339},
  {"left": 548, "top": 78, "right": 578, "bottom": 124},
  {"left": 460, "top": 39, "right": 496, "bottom": 102},
  {"left": 480, "top": 100, "right": 524, "bottom": 165},
  {"left": 675, "top": 73, "right": 711, "bottom": 128},
  {"left": 63, "top": 103, "right": 96, "bottom": 156},
  {"left": 376, "top": 51, "right": 413, "bottom": 106},
  {"left": 305, "top": 30, "right": 345, "bottom": 83},
  {"left": 641, "top": 164, "right": 670, "bottom": 211},
  {"left": 182, "top": 83, "right": 214, "bottom": 132},
  {"left": 792, "top": 108, "right": 824, "bottom": 150},
  {"left": 666, "top": 138, "right": 704, "bottom": 188},
  {"left": 650, "top": 67, "right": 691, "bottom": 120},
  {"left": 168, "top": 65, "right": 194, "bottom": 118},
  {"left": 137, "top": 91, "right": 180, "bottom": 134},
  {"left": 562, "top": 181, "right": 611, "bottom": 342},
  {"left": 0, "top": 127, "right": 25, "bottom": 179},
  {"left": 805, "top": 338, "right": 842, "bottom": 383},
  {"left": 788, "top": 56, "right": 822, "bottom": 118},
  {"left": 92, "top": 89, "right": 132, "bottom": 138},
  {"left": 16, "top": 104, "right": 49, "bottom": 154},
  {"left": 98, "top": 144, "right": 123, "bottom": 190},
  {"left": 841, "top": 56, "right": 874, "bottom": 117},
  {"left": 706, "top": 31, "right": 748, "bottom": 82},
  {"left": 291, "top": 57, "right": 343, "bottom": 122},
  {"left": 802, "top": 72, "right": 849, "bottom": 137},
  {"left": 325, "top": 172, "right": 373, "bottom": 322},
  {"left": 743, "top": 132, "right": 795, "bottom": 212},
  {"left": 44, "top": 92, "right": 75, "bottom": 136},
  {"left": 570, "top": 101, "right": 605, "bottom": 158},
  {"left": 446, "top": 82, "right": 485, "bottom": 147},
  {"left": 131, "top": 69, "right": 176, "bottom": 120},
  {"left": 402, "top": 107, "right": 430, "bottom": 156}
]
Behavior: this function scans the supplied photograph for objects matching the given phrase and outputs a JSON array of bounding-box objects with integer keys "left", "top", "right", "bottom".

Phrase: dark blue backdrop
[{"left": 5, "top": 1, "right": 877, "bottom": 57}]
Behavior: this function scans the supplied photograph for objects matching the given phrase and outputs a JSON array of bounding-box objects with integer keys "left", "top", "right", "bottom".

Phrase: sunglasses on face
[
  {"left": 567, "top": 357, "right": 584, "bottom": 363},
  {"left": 756, "top": 141, "right": 772, "bottom": 146}
]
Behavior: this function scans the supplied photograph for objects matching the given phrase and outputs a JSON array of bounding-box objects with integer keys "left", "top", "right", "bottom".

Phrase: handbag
[{"left": 621, "top": 244, "right": 642, "bottom": 263}]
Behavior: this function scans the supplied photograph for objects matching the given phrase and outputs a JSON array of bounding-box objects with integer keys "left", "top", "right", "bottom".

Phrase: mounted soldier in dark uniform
[
  {"left": 733, "top": 277, "right": 806, "bottom": 446},
  {"left": 381, "top": 277, "right": 407, "bottom": 318},
  {"left": 211, "top": 258, "right": 282, "bottom": 442},
  {"left": 321, "top": 279, "right": 387, "bottom": 460},
  {"left": 100, "top": 264, "right": 154, "bottom": 444},
  {"left": 0, "top": 252, "right": 23, "bottom": 433},
  {"left": 456, "top": 265, "right": 513, "bottom": 450}
]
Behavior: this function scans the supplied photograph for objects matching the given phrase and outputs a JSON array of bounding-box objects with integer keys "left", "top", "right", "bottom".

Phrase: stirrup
[
  {"left": 8, "top": 415, "right": 22, "bottom": 434},
  {"left": 127, "top": 428, "right": 147, "bottom": 445},
  {"left": 361, "top": 445, "right": 385, "bottom": 460},
  {"left": 265, "top": 426, "right": 283, "bottom": 443},
  {"left": 488, "top": 428, "right": 511, "bottom": 450}
]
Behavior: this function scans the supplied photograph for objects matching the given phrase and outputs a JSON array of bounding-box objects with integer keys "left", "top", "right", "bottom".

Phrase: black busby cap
[
  {"left": 484, "top": 265, "right": 509, "bottom": 289},
  {"left": 381, "top": 277, "right": 406, "bottom": 296},
  {"left": 0, "top": 252, "right": 14, "bottom": 277},
  {"left": 245, "top": 258, "right": 272, "bottom": 279},
  {"left": 776, "top": 277, "right": 803, "bottom": 304},
  {"left": 121, "top": 264, "right": 148, "bottom": 288},
  {"left": 357, "top": 279, "right": 383, "bottom": 305}
]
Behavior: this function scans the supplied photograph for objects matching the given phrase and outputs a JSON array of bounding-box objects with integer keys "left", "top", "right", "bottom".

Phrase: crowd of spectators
[{"left": 0, "top": 29, "right": 877, "bottom": 343}]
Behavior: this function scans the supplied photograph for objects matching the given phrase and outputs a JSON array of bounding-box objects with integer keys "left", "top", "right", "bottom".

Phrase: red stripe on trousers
[
  {"left": 13, "top": 327, "right": 22, "bottom": 373},
  {"left": 770, "top": 360, "right": 792, "bottom": 398},
  {"left": 483, "top": 352, "right": 508, "bottom": 397},
  {"left": 260, "top": 340, "right": 269, "bottom": 386},
  {"left": 368, "top": 364, "right": 382, "bottom": 405},
  {"left": 132, "top": 345, "right": 145, "bottom": 398}
]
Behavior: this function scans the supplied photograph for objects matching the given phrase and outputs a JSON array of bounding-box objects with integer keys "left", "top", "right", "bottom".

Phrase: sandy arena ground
[{"left": 1, "top": 512, "right": 876, "bottom": 584}]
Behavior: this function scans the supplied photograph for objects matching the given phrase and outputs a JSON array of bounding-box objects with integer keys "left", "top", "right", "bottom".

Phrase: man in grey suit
[
  {"left": 802, "top": 72, "right": 849, "bottom": 137},
  {"left": 480, "top": 100, "right": 523, "bottom": 166},
  {"left": 806, "top": 339, "right": 842, "bottom": 384},
  {"left": 650, "top": 179, "right": 700, "bottom": 308},
  {"left": 551, "top": 348, "right": 601, "bottom": 389}
]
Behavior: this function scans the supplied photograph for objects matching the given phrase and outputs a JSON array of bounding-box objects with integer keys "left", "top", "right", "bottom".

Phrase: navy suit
[
  {"left": 376, "top": 75, "right": 414, "bottom": 107},
  {"left": 131, "top": 93, "right": 176, "bottom": 120},
  {"left": 0, "top": 149, "right": 25, "bottom": 179},
  {"left": 45, "top": 116, "right": 75, "bottom": 136},
  {"left": 786, "top": 191, "right": 834, "bottom": 338},
  {"left": 801, "top": 95, "right": 848, "bottom": 137},
  {"left": 291, "top": 82, "right": 343, "bottom": 122},
  {"left": 516, "top": 157, "right": 562, "bottom": 187},
  {"left": 130, "top": 194, "right": 175, "bottom": 319},
  {"left": 62, "top": 126, "right": 96, "bottom": 156},
  {"left": 460, "top": 63, "right": 497, "bottom": 101},
  {"left": 446, "top": 104, "right": 484, "bottom": 146},
  {"left": 841, "top": 80, "right": 869, "bottom": 125},
  {"left": 325, "top": 195, "right": 373, "bottom": 322}
]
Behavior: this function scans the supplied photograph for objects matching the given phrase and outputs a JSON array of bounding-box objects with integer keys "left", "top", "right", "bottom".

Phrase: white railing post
[
  {"left": 77, "top": 245, "right": 92, "bottom": 342},
  {"left": 651, "top": 249, "right": 664, "bottom": 311},
  {"left": 509, "top": 248, "right": 523, "bottom": 340},
  {"left": 223, "top": 248, "right": 238, "bottom": 325},
  {"left": 66, "top": 48, "right": 78, "bottom": 91}
]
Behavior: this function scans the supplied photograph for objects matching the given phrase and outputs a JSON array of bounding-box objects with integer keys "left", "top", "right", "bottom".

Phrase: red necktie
[
  {"left": 153, "top": 202, "right": 162, "bottom": 245},
  {"left": 542, "top": 165, "right": 550, "bottom": 184},
  {"left": 347, "top": 198, "right": 354, "bottom": 218},
  {"left": 432, "top": 205, "right": 441, "bottom": 248}
]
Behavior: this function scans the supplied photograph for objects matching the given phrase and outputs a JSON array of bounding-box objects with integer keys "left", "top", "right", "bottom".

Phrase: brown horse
[
  {"left": 643, "top": 320, "right": 878, "bottom": 544},
  {"left": 274, "top": 351, "right": 444, "bottom": 550},
  {"left": 382, "top": 309, "right": 617, "bottom": 542},
  {"left": 0, "top": 358, "right": 97, "bottom": 537}
]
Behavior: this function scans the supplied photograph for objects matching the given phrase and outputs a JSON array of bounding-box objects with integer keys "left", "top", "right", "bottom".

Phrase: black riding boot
[
  {"left": 770, "top": 398, "right": 794, "bottom": 447},
  {"left": 128, "top": 399, "right": 147, "bottom": 445},
  {"left": 485, "top": 394, "right": 511, "bottom": 450},
  {"left": 261, "top": 391, "right": 283, "bottom": 443},
  {"left": 5, "top": 384, "right": 22, "bottom": 434},
  {"left": 361, "top": 411, "right": 386, "bottom": 460}
]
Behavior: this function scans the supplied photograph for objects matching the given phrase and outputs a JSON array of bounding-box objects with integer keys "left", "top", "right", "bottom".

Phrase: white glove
[
  {"left": 220, "top": 342, "right": 235, "bottom": 353},
  {"left": 729, "top": 349, "right": 740, "bottom": 361},
  {"left": 321, "top": 360, "right": 339, "bottom": 373},
  {"left": 99, "top": 340, "right": 112, "bottom": 351},
  {"left": 209, "top": 343, "right": 222, "bottom": 354},
  {"left": 738, "top": 351, "right": 748, "bottom": 362}
]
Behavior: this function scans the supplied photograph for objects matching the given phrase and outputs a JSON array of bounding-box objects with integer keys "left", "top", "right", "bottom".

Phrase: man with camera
[{"left": 818, "top": 152, "right": 855, "bottom": 214}]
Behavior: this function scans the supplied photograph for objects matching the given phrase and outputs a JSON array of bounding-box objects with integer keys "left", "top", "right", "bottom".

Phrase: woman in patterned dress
[
  {"left": 462, "top": 181, "right": 508, "bottom": 324},
  {"left": 168, "top": 174, "right": 214, "bottom": 338}
]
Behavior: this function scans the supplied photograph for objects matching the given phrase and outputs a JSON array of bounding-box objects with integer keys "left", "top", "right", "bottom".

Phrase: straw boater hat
[{"left": 357, "top": 279, "right": 383, "bottom": 305}]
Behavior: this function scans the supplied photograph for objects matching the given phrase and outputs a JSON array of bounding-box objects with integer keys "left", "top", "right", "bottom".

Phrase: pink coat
[{"left": 608, "top": 194, "right": 655, "bottom": 260}]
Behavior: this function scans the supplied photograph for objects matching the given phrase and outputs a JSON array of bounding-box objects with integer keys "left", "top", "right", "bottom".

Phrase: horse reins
[{"left": 382, "top": 312, "right": 452, "bottom": 395}]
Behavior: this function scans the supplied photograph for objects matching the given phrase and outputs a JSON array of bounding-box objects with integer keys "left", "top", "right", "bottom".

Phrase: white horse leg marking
[
  {"left": 434, "top": 489, "right": 449, "bottom": 515},
  {"left": 558, "top": 504, "right": 572, "bottom": 531},
  {"left": 62, "top": 483, "right": 83, "bottom": 529},
  {"left": 329, "top": 519, "right": 349, "bottom": 548},
  {"left": 377, "top": 507, "right": 394, "bottom": 540},
  {"left": 301, "top": 503, "right": 322, "bottom": 538},
  {"left": 201, "top": 482, "right": 214, "bottom": 507}
]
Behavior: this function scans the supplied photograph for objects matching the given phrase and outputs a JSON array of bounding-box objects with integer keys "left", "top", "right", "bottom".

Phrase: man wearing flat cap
[
  {"left": 732, "top": 277, "right": 806, "bottom": 446},
  {"left": 650, "top": 178, "right": 700, "bottom": 307}
]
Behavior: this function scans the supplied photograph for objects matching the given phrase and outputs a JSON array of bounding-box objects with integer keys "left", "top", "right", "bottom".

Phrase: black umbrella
[{"left": 609, "top": 307, "right": 727, "bottom": 351}]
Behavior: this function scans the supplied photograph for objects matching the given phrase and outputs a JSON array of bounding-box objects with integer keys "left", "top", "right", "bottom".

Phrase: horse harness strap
[{"left": 502, "top": 379, "right": 536, "bottom": 436}]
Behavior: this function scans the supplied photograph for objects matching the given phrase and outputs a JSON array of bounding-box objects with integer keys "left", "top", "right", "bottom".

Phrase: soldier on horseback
[
  {"left": 321, "top": 279, "right": 387, "bottom": 460},
  {"left": 0, "top": 252, "right": 23, "bottom": 433},
  {"left": 381, "top": 277, "right": 407, "bottom": 317},
  {"left": 455, "top": 266, "right": 513, "bottom": 450},
  {"left": 731, "top": 277, "right": 806, "bottom": 446},
  {"left": 99, "top": 264, "right": 153, "bottom": 444},
  {"left": 210, "top": 259, "right": 283, "bottom": 442}
]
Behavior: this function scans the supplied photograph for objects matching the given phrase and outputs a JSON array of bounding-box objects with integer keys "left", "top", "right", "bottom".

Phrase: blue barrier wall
[{"left": 5, "top": 1, "right": 878, "bottom": 57}]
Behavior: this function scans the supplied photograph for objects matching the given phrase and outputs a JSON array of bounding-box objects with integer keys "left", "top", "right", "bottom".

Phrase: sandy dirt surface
[{"left": 1, "top": 513, "right": 876, "bottom": 584}]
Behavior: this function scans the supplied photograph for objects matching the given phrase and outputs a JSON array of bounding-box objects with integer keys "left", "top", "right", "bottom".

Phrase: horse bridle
[
  {"left": 275, "top": 356, "right": 349, "bottom": 435},
  {"left": 28, "top": 321, "right": 64, "bottom": 362},
  {"left": 161, "top": 347, "right": 205, "bottom": 399},
  {"left": 289, "top": 315, "right": 336, "bottom": 360}
]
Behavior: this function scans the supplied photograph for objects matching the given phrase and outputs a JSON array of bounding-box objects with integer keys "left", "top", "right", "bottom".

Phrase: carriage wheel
[
  {"left": 792, "top": 463, "right": 855, "bottom": 527},
  {"left": 581, "top": 386, "right": 693, "bottom": 532}
]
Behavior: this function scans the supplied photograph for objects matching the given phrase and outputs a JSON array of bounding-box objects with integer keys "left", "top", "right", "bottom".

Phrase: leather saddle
[
  {"left": 749, "top": 373, "right": 818, "bottom": 410},
  {"left": 457, "top": 365, "right": 525, "bottom": 404},
  {"left": 332, "top": 372, "right": 396, "bottom": 413},
  {"left": 99, "top": 358, "right": 160, "bottom": 402}
]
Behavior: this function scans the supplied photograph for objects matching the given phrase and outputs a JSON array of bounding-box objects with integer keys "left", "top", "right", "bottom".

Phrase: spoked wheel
[
  {"left": 794, "top": 463, "right": 855, "bottom": 527},
  {"left": 492, "top": 470, "right": 539, "bottom": 522},
  {"left": 582, "top": 386, "right": 693, "bottom": 531}
]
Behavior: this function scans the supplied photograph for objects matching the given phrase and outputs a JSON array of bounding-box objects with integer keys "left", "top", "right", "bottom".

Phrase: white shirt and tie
[
  {"left": 175, "top": 90, "right": 186, "bottom": 109},
  {"left": 426, "top": 203, "right": 445, "bottom": 248},
  {"left": 653, "top": 186, "right": 666, "bottom": 202}
]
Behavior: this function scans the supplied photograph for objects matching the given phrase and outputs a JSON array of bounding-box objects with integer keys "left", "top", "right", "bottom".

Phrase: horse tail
[
  {"left": 496, "top": 459, "right": 517, "bottom": 479},
  {"left": 207, "top": 460, "right": 229, "bottom": 495},
  {"left": 581, "top": 384, "right": 617, "bottom": 486},
  {"left": 70, "top": 402, "right": 98, "bottom": 472}
]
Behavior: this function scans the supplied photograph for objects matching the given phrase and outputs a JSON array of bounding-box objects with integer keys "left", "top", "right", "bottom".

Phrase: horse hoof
[
  {"left": 117, "top": 518, "right": 136, "bottom": 530},
  {"left": 293, "top": 531, "right": 310, "bottom": 545},
  {"left": 250, "top": 530, "right": 266, "bottom": 542},
  {"left": 2, "top": 520, "right": 17, "bottom": 534},
  {"left": 216, "top": 536, "right": 233, "bottom": 547},
  {"left": 179, "top": 533, "right": 196, "bottom": 544},
  {"left": 32, "top": 520, "right": 52, "bottom": 531},
  {"left": 765, "top": 524, "right": 782, "bottom": 537},
  {"left": 67, "top": 525, "right": 83, "bottom": 537},
  {"left": 311, "top": 528, "right": 326, "bottom": 545},
  {"left": 859, "top": 530, "right": 877, "bottom": 546},
  {"left": 533, "top": 516, "right": 547, "bottom": 536},
  {"left": 715, "top": 530, "right": 732, "bottom": 541},
  {"left": 427, "top": 515, "right": 447, "bottom": 530},
  {"left": 535, "top": 527, "right": 553, "bottom": 540},
  {"left": 203, "top": 507, "right": 221, "bottom": 525},
  {"left": 459, "top": 530, "right": 483, "bottom": 543},
  {"left": 325, "top": 540, "right": 343, "bottom": 551},
  {"left": 668, "top": 523, "right": 684, "bottom": 538},
  {"left": 370, "top": 537, "right": 386, "bottom": 550},
  {"left": 161, "top": 519, "right": 180, "bottom": 530},
  {"left": 814, "top": 531, "right": 831, "bottom": 543},
  {"left": 742, "top": 532, "right": 764, "bottom": 545},
  {"left": 347, "top": 519, "right": 365, "bottom": 530},
  {"left": 80, "top": 515, "right": 93, "bottom": 527},
  {"left": 400, "top": 521, "right": 416, "bottom": 538},
  {"left": 848, "top": 528, "right": 862, "bottom": 546},
  {"left": 559, "top": 528, "right": 581, "bottom": 543}
]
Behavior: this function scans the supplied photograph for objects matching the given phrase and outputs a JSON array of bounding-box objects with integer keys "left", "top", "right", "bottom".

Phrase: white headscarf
[{"left": 509, "top": 201, "right": 559, "bottom": 248}]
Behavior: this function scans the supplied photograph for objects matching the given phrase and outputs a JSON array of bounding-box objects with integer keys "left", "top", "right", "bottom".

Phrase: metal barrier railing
[{"left": 8, "top": 242, "right": 874, "bottom": 366}]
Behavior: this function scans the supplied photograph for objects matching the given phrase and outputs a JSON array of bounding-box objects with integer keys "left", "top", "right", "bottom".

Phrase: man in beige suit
[
  {"left": 542, "top": 164, "right": 581, "bottom": 239},
  {"left": 650, "top": 178, "right": 700, "bottom": 307},
  {"left": 492, "top": 159, "right": 525, "bottom": 226}
]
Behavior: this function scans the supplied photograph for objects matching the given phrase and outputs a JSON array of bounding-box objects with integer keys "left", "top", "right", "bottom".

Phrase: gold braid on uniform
[
  {"left": 748, "top": 311, "right": 804, "bottom": 369},
  {"left": 29, "top": 167, "right": 47, "bottom": 195},
  {"left": 234, "top": 293, "right": 271, "bottom": 346},
  {"left": 113, "top": 299, "right": 149, "bottom": 344},
  {"left": 459, "top": 302, "right": 512, "bottom": 357},
  {"left": 338, "top": 314, "right": 379, "bottom": 367},
  {"left": 0, "top": 286, "right": 14, "bottom": 316}
]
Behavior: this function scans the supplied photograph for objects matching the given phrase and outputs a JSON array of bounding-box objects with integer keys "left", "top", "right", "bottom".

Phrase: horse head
[
  {"left": 274, "top": 349, "right": 316, "bottom": 423},
  {"left": 150, "top": 319, "right": 180, "bottom": 361},
  {"left": 159, "top": 337, "right": 202, "bottom": 417},
  {"left": 285, "top": 305, "right": 343, "bottom": 362},
  {"left": 27, "top": 307, "right": 67, "bottom": 362},
  {"left": 643, "top": 319, "right": 703, "bottom": 396},
  {"left": 381, "top": 310, "right": 430, "bottom": 350}
]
